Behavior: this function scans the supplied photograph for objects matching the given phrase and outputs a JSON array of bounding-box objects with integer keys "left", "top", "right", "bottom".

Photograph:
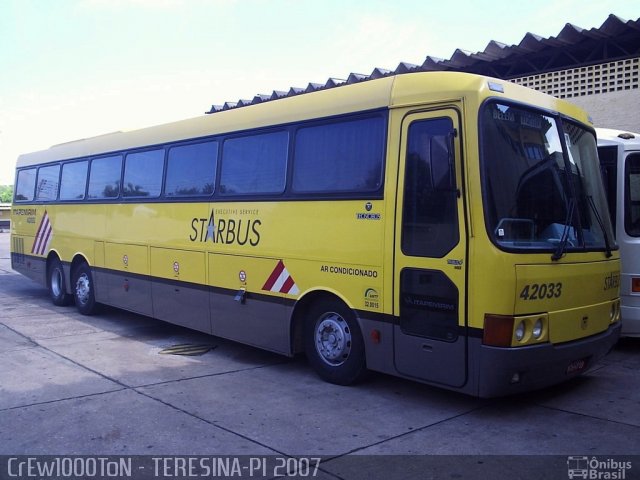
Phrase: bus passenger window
[
  {"left": 15, "top": 168, "right": 37, "bottom": 202},
  {"left": 123, "top": 149, "right": 164, "bottom": 198},
  {"left": 35, "top": 164, "right": 60, "bottom": 201},
  {"left": 292, "top": 116, "right": 385, "bottom": 194},
  {"left": 166, "top": 141, "right": 217, "bottom": 197},
  {"left": 87, "top": 155, "right": 122, "bottom": 199},
  {"left": 626, "top": 154, "right": 640, "bottom": 237},
  {"left": 60, "top": 161, "right": 89, "bottom": 200},
  {"left": 220, "top": 131, "right": 288, "bottom": 195},
  {"left": 402, "top": 118, "right": 459, "bottom": 258}
]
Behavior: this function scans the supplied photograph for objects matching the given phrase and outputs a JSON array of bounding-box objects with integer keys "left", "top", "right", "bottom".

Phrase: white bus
[{"left": 597, "top": 128, "right": 640, "bottom": 336}]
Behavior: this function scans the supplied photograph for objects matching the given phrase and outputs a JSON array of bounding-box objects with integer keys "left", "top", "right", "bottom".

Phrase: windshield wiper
[
  {"left": 586, "top": 195, "right": 613, "bottom": 258},
  {"left": 551, "top": 198, "right": 576, "bottom": 261}
]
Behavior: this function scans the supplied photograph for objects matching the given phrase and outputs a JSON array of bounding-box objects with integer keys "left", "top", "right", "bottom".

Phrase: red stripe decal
[
  {"left": 39, "top": 224, "right": 52, "bottom": 255},
  {"left": 262, "top": 260, "right": 285, "bottom": 291},
  {"left": 280, "top": 276, "right": 295, "bottom": 294},
  {"left": 31, "top": 211, "right": 48, "bottom": 253}
]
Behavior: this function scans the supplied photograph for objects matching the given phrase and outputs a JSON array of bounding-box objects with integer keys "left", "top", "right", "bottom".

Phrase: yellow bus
[{"left": 10, "top": 71, "right": 621, "bottom": 397}]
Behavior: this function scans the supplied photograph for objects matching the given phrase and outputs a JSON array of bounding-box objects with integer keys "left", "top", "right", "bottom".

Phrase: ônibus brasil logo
[{"left": 567, "top": 456, "right": 632, "bottom": 479}]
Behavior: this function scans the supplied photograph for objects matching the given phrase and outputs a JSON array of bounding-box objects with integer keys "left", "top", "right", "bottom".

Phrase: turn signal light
[
  {"left": 483, "top": 315, "right": 515, "bottom": 347},
  {"left": 632, "top": 277, "right": 640, "bottom": 293},
  {"left": 610, "top": 300, "right": 621, "bottom": 323}
]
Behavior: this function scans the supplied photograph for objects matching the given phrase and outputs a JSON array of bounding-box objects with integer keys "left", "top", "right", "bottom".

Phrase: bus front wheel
[
  {"left": 73, "top": 263, "right": 98, "bottom": 315},
  {"left": 48, "top": 257, "right": 72, "bottom": 306},
  {"left": 304, "top": 299, "right": 367, "bottom": 385}
]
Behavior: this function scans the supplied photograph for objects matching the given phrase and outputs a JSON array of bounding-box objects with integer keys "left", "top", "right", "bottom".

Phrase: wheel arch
[
  {"left": 45, "top": 250, "right": 73, "bottom": 305},
  {"left": 290, "top": 288, "right": 356, "bottom": 355},
  {"left": 69, "top": 253, "right": 90, "bottom": 289},
  {"left": 45, "top": 249, "right": 62, "bottom": 270},
  {"left": 45, "top": 250, "right": 65, "bottom": 291},
  {"left": 70, "top": 253, "right": 90, "bottom": 273}
]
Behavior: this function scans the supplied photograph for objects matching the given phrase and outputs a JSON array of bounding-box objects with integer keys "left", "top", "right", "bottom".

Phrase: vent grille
[{"left": 12, "top": 237, "right": 25, "bottom": 265}]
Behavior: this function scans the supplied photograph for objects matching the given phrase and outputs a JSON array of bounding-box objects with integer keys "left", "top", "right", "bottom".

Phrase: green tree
[{"left": 0, "top": 185, "right": 14, "bottom": 203}]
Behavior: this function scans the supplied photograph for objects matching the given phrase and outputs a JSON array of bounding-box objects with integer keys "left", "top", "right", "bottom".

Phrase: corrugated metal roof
[{"left": 206, "top": 14, "right": 640, "bottom": 114}]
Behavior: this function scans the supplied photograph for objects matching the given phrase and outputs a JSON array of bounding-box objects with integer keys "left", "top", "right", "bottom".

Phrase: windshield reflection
[{"left": 481, "top": 102, "right": 615, "bottom": 256}]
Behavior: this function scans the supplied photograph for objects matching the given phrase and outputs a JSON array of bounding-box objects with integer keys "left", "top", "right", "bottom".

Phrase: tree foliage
[{"left": 0, "top": 185, "right": 14, "bottom": 203}]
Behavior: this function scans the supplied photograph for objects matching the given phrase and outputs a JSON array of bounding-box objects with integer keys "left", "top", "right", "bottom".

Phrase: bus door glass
[
  {"left": 393, "top": 109, "right": 467, "bottom": 387},
  {"left": 625, "top": 153, "right": 640, "bottom": 237},
  {"left": 597, "top": 145, "right": 619, "bottom": 235}
]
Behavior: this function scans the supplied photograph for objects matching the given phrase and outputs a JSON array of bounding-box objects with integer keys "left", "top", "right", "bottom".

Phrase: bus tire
[
  {"left": 72, "top": 262, "right": 98, "bottom": 315},
  {"left": 304, "top": 299, "right": 367, "bottom": 385},
  {"left": 48, "top": 257, "right": 72, "bottom": 306}
]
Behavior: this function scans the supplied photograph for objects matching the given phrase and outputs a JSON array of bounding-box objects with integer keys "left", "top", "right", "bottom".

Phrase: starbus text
[{"left": 190, "top": 214, "right": 261, "bottom": 247}]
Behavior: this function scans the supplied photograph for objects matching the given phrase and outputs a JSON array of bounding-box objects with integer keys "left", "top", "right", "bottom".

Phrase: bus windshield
[{"left": 481, "top": 102, "right": 615, "bottom": 256}]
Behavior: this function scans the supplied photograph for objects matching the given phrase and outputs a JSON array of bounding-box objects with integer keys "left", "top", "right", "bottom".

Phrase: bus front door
[{"left": 393, "top": 109, "right": 467, "bottom": 388}]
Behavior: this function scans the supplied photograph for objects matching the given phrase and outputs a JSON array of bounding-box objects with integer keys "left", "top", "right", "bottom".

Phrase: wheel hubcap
[
  {"left": 75, "top": 273, "right": 91, "bottom": 305},
  {"left": 315, "top": 313, "right": 352, "bottom": 366}
]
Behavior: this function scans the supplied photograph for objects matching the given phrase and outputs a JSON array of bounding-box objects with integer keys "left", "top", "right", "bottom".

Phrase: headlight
[
  {"left": 533, "top": 318, "right": 543, "bottom": 339},
  {"left": 610, "top": 302, "right": 618, "bottom": 322},
  {"left": 515, "top": 320, "right": 526, "bottom": 342}
]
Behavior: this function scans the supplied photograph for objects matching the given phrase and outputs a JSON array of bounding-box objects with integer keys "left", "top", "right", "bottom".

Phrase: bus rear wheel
[
  {"left": 304, "top": 299, "right": 367, "bottom": 385},
  {"left": 73, "top": 262, "right": 98, "bottom": 315},
  {"left": 48, "top": 257, "right": 72, "bottom": 306}
]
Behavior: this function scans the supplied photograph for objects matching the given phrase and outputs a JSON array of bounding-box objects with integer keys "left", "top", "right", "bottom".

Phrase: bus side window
[
  {"left": 402, "top": 118, "right": 459, "bottom": 258},
  {"left": 60, "top": 161, "right": 89, "bottom": 200},
  {"left": 123, "top": 149, "right": 164, "bottom": 198},
  {"left": 220, "top": 131, "right": 288, "bottom": 195},
  {"left": 625, "top": 153, "right": 640, "bottom": 237},
  {"left": 165, "top": 141, "right": 218, "bottom": 197},
  {"left": 87, "top": 155, "right": 123, "bottom": 199},
  {"left": 35, "top": 164, "right": 60, "bottom": 202},
  {"left": 15, "top": 168, "right": 37, "bottom": 202},
  {"left": 292, "top": 116, "right": 385, "bottom": 194}
]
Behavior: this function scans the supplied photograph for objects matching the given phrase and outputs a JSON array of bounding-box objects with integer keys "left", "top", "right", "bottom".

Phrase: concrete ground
[{"left": 0, "top": 231, "right": 638, "bottom": 479}]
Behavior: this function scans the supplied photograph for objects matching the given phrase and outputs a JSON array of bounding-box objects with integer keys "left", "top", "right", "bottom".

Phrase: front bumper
[{"left": 476, "top": 321, "right": 621, "bottom": 398}]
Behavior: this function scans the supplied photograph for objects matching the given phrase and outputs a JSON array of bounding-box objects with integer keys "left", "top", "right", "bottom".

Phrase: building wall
[
  {"left": 0, "top": 205, "right": 10, "bottom": 230},
  {"left": 511, "top": 57, "right": 640, "bottom": 132},
  {"left": 568, "top": 89, "right": 640, "bottom": 131}
]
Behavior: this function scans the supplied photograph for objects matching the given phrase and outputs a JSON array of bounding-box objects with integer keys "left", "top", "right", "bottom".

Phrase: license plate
[{"left": 566, "top": 358, "right": 588, "bottom": 375}]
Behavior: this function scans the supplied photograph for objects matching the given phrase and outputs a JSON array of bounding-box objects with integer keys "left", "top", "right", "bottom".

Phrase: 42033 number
[{"left": 519, "top": 282, "right": 563, "bottom": 301}]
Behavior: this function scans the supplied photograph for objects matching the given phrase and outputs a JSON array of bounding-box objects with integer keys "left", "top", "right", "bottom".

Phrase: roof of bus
[
  {"left": 596, "top": 128, "right": 640, "bottom": 149},
  {"left": 17, "top": 71, "right": 591, "bottom": 168}
]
